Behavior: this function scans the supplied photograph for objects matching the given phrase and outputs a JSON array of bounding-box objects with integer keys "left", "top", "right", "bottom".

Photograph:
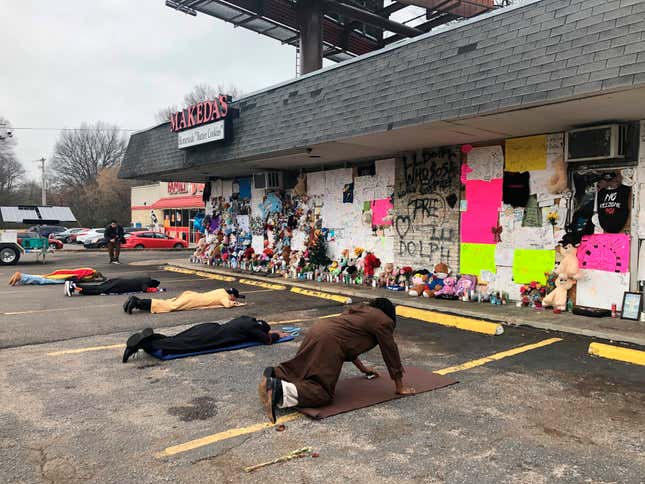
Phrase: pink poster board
[
  {"left": 460, "top": 178, "right": 503, "bottom": 244},
  {"left": 371, "top": 199, "right": 393, "bottom": 226},
  {"left": 577, "top": 233, "right": 630, "bottom": 273}
]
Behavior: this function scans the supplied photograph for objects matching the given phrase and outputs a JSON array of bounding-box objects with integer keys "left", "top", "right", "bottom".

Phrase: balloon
[{"left": 461, "top": 144, "right": 473, "bottom": 154}]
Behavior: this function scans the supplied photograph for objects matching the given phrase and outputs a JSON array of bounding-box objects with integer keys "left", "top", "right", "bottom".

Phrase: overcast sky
[{"left": 0, "top": 0, "right": 298, "bottom": 178}]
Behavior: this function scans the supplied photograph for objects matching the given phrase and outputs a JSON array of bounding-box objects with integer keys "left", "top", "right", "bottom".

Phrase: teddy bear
[
  {"left": 434, "top": 276, "right": 458, "bottom": 299},
  {"left": 378, "top": 262, "right": 395, "bottom": 287},
  {"left": 363, "top": 252, "right": 381, "bottom": 282},
  {"left": 556, "top": 241, "right": 581, "bottom": 280},
  {"left": 542, "top": 274, "right": 575, "bottom": 311},
  {"left": 408, "top": 272, "right": 430, "bottom": 297},
  {"left": 454, "top": 274, "right": 476, "bottom": 298},
  {"left": 426, "top": 263, "right": 450, "bottom": 296}
]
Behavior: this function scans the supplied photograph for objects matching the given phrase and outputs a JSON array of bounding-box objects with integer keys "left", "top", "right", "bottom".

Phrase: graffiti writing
[
  {"left": 407, "top": 195, "right": 446, "bottom": 226},
  {"left": 398, "top": 240, "right": 451, "bottom": 262},
  {"left": 397, "top": 148, "right": 458, "bottom": 198}
]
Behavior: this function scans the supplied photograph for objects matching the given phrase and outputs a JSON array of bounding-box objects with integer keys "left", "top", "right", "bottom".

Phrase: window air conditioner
[
  {"left": 565, "top": 124, "right": 626, "bottom": 162},
  {"left": 253, "top": 172, "right": 283, "bottom": 190}
]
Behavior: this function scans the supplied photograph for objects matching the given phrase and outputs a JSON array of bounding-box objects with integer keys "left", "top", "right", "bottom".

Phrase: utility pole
[{"left": 34, "top": 157, "right": 46, "bottom": 205}]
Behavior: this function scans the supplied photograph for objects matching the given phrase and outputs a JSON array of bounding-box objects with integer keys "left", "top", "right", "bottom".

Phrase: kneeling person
[
  {"left": 259, "top": 298, "right": 415, "bottom": 423},
  {"left": 122, "top": 316, "right": 289, "bottom": 362}
]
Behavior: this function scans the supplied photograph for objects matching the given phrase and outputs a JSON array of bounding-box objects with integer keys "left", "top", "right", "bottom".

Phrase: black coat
[
  {"left": 141, "top": 316, "right": 278, "bottom": 356},
  {"left": 104, "top": 224, "right": 124, "bottom": 242}
]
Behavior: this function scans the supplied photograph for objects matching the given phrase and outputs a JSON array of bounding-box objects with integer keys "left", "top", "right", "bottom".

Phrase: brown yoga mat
[{"left": 298, "top": 366, "right": 458, "bottom": 419}]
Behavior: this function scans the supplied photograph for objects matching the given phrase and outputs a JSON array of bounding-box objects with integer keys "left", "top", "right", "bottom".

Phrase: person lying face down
[
  {"left": 8, "top": 268, "right": 102, "bottom": 286},
  {"left": 64, "top": 276, "right": 161, "bottom": 296},
  {"left": 259, "top": 297, "right": 415, "bottom": 423},
  {"left": 122, "top": 316, "right": 290, "bottom": 362},
  {"left": 123, "top": 287, "right": 246, "bottom": 314}
]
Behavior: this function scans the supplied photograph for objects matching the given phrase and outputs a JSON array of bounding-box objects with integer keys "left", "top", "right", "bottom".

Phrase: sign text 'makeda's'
[{"left": 169, "top": 96, "right": 229, "bottom": 133}]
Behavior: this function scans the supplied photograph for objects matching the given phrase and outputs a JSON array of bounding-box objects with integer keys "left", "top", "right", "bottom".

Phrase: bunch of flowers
[{"left": 519, "top": 281, "right": 547, "bottom": 307}]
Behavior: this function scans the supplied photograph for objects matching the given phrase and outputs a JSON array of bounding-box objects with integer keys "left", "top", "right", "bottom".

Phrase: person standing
[{"left": 105, "top": 220, "right": 125, "bottom": 264}]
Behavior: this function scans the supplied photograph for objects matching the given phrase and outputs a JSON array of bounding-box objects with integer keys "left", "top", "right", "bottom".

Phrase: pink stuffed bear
[{"left": 434, "top": 276, "right": 457, "bottom": 299}]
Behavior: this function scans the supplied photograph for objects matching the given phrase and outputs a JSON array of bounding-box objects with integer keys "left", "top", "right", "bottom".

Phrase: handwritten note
[
  {"left": 466, "top": 146, "right": 504, "bottom": 181},
  {"left": 505, "top": 135, "right": 547, "bottom": 172},
  {"left": 460, "top": 243, "right": 497, "bottom": 277}
]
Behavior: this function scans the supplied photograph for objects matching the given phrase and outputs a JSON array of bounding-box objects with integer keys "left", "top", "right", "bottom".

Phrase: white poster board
[{"left": 576, "top": 269, "right": 630, "bottom": 310}]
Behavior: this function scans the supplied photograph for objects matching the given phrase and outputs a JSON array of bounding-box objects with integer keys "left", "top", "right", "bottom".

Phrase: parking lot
[{"left": 1, "top": 251, "right": 643, "bottom": 483}]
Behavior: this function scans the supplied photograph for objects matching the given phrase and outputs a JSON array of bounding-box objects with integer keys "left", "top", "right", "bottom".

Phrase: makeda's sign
[{"left": 170, "top": 95, "right": 232, "bottom": 149}]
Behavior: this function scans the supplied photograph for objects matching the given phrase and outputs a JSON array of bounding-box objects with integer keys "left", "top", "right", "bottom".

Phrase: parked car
[
  {"left": 47, "top": 235, "right": 64, "bottom": 250},
  {"left": 122, "top": 231, "right": 188, "bottom": 249},
  {"left": 54, "top": 228, "right": 88, "bottom": 243},
  {"left": 28, "top": 225, "right": 67, "bottom": 238},
  {"left": 77, "top": 228, "right": 105, "bottom": 245}
]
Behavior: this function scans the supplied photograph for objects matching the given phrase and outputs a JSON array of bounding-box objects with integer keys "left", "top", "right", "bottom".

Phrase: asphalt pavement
[{"left": 0, "top": 250, "right": 643, "bottom": 483}]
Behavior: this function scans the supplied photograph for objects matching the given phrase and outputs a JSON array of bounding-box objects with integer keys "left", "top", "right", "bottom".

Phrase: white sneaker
[
  {"left": 64, "top": 281, "right": 72, "bottom": 297},
  {"left": 113, "top": 260, "right": 121, "bottom": 264}
]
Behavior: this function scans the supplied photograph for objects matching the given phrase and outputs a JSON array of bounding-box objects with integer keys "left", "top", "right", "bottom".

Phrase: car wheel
[
  {"left": 135, "top": 244, "right": 145, "bottom": 249},
  {"left": 64, "top": 237, "right": 72, "bottom": 243},
  {"left": 0, "top": 247, "right": 20, "bottom": 265},
  {"left": 173, "top": 243, "right": 183, "bottom": 248}
]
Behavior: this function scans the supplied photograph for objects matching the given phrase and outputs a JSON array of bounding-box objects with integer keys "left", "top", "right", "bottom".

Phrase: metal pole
[
  {"left": 39, "top": 158, "right": 46, "bottom": 205},
  {"left": 297, "top": 0, "right": 323, "bottom": 75}
]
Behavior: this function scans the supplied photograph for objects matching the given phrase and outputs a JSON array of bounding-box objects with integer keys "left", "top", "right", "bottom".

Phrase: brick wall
[{"left": 393, "top": 147, "right": 461, "bottom": 270}]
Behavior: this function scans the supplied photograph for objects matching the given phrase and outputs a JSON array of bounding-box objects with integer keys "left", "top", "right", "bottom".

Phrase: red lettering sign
[{"left": 169, "top": 95, "right": 231, "bottom": 133}]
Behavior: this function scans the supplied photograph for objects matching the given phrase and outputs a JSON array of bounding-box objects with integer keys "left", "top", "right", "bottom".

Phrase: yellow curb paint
[
  {"left": 47, "top": 344, "right": 124, "bottom": 356},
  {"left": 239, "top": 278, "right": 286, "bottom": 290},
  {"left": 588, "top": 342, "right": 645, "bottom": 366},
  {"left": 396, "top": 305, "right": 504, "bottom": 336},
  {"left": 164, "top": 267, "right": 196, "bottom": 275},
  {"left": 435, "top": 337, "right": 563, "bottom": 375},
  {"left": 290, "top": 287, "right": 351, "bottom": 304},
  {"left": 157, "top": 337, "right": 563, "bottom": 458},
  {"left": 156, "top": 412, "right": 303, "bottom": 458},
  {"left": 194, "top": 271, "right": 236, "bottom": 282}
]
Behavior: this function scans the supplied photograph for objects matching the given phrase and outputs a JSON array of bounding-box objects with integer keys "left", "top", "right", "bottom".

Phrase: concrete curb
[
  {"left": 166, "top": 261, "right": 645, "bottom": 346},
  {"left": 588, "top": 342, "right": 645, "bottom": 366}
]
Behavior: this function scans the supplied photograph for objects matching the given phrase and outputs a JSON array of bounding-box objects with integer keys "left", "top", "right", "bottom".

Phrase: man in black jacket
[
  {"left": 122, "top": 316, "right": 290, "bottom": 363},
  {"left": 105, "top": 220, "right": 125, "bottom": 264},
  {"left": 64, "top": 276, "right": 161, "bottom": 296}
]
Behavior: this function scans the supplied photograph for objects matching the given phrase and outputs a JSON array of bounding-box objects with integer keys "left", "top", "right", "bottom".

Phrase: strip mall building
[{"left": 121, "top": 0, "right": 645, "bottom": 310}]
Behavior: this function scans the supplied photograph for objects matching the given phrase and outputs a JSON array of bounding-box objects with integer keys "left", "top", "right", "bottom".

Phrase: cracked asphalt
[{"left": 0, "top": 251, "right": 643, "bottom": 483}]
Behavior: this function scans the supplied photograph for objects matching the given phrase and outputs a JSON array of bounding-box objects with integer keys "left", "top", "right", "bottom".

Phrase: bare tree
[
  {"left": 0, "top": 116, "right": 26, "bottom": 198},
  {"left": 155, "top": 83, "right": 243, "bottom": 123},
  {"left": 50, "top": 122, "right": 128, "bottom": 188}
]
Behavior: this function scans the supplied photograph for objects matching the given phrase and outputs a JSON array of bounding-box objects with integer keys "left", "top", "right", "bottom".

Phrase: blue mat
[{"left": 148, "top": 335, "right": 295, "bottom": 361}]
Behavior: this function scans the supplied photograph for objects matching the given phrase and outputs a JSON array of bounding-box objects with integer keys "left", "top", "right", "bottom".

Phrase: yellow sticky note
[
  {"left": 512, "top": 249, "right": 554, "bottom": 284},
  {"left": 505, "top": 135, "right": 547, "bottom": 171},
  {"left": 460, "top": 243, "right": 496, "bottom": 277}
]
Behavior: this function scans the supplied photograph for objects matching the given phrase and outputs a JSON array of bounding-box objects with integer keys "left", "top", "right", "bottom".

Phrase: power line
[{"left": 6, "top": 127, "right": 139, "bottom": 132}]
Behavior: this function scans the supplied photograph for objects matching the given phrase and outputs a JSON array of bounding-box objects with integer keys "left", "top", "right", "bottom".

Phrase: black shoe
[
  {"left": 259, "top": 368, "right": 283, "bottom": 424},
  {"left": 122, "top": 328, "right": 154, "bottom": 364},
  {"left": 123, "top": 297, "right": 131, "bottom": 313},
  {"left": 122, "top": 346, "right": 137, "bottom": 363},
  {"left": 124, "top": 296, "right": 139, "bottom": 314}
]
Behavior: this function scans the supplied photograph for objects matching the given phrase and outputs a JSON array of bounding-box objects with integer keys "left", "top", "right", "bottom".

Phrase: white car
[{"left": 77, "top": 228, "right": 105, "bottom": 245}]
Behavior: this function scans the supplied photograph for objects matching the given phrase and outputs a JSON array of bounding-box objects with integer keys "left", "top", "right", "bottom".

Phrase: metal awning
[{"left": 0, "top": 206, "right": 77, "bottom": 224}]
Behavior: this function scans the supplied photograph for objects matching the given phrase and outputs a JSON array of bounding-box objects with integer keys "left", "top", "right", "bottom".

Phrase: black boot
[{"left": 124, "top": 296, "right": 137, "bottom": 314}]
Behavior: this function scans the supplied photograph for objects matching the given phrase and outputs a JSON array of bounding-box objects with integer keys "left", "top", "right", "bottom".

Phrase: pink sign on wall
[
  {"left": 371, "top": 199, "right": 393, "bottom": 227},
  {"left": 460, "top": 178, "right": 503, "bottom": 244},
  {"left": 577, "top": 233, "right": 630, "bottom": 273}
]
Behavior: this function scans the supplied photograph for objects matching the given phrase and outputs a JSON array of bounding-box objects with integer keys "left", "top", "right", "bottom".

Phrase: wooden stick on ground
[{"left": 244, "top": 447, "right": 313, "bottom": 473}]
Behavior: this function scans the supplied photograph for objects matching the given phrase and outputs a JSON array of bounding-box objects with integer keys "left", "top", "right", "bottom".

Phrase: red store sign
[
  {"left": 169, "top": 95, "right": 230, "bottom": 133},
  {"left": 167, "top": 182, "right": 205, "bottom": 195}
]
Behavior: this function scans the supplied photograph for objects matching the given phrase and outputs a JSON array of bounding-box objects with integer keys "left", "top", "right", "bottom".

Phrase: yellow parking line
[
  {"left": 164, "top": 266, "right": 197, "bottom": 275},
  {"left": 156, "top": 412, "right": 303, "bottom": 458},
  {"left": 396, "top": 305, "right": 504, "bottom": 336},
  {"left": 588, "top": 342, "right": 645, "bottom": 366},
  {"left": 47, "top": 344, "right": 124, "bottom": 356},
  {"left": 3, "top": 303, "right": 118, "bottom": 315},
  {"left": 239, "top": 279, "right": 286, "bottom": 290},
  {"left": 435, "top": 337, "right": 563, "bottom": 375},
  {"left": 157, "top": 337, "right": 562, "bottom": 458},
  {"left": 194, "top": 271, "right": 236, "bottom": 282},
  {"left": 290, "top": 287, "right": 351, "bottom": 304}
]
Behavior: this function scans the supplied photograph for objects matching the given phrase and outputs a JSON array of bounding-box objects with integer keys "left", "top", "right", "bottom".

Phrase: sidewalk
[{"left": 166, "top": 259, "right": 645, "bottom": 347}]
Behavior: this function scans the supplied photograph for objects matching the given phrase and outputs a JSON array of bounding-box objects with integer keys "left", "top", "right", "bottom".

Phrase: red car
[{"left": 122, "top": 231, "right": 188, "bottom": 249}]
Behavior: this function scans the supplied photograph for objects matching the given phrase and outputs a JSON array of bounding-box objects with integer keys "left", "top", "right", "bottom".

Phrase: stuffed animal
[
  {"left": 542, "top": 274, "right": 575, "bottom": 311},
  {"left": 426, "top": 263, "right": 450, "bottom": 296},
  {"left": 556, "top": 242, "right": 581, "bottom": 280},
  {"left": 408, "top": 273, "right": 430, "bottom": 297},
  {"left": 378, "top": 263, "right": 395, "bottom": 287},
  {"left": 363, "top": 252, "right": 381, "bottom": 280},
  {"left": 434, "top": 276, "right": 457, "bottom": 299},
  {"left": 454, "top": 275, "right": 476, "bottom": 298},
  {"left": 548, "top": 158, "right": 567, "bottom": 194}
]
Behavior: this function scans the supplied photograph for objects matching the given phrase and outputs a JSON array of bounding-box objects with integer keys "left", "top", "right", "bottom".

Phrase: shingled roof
[{"left": 120, "top": 0, "right": 645, "bottom": 180}]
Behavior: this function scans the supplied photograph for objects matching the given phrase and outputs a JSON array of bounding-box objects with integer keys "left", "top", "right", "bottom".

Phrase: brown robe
[{"left": 274, "top": 304, "right": 403, "bottom": 408}]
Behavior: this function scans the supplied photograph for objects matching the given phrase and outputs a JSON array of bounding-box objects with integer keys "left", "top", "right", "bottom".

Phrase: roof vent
[{"left": 457, "top": 42, "right": 478, "bottom": 54}]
